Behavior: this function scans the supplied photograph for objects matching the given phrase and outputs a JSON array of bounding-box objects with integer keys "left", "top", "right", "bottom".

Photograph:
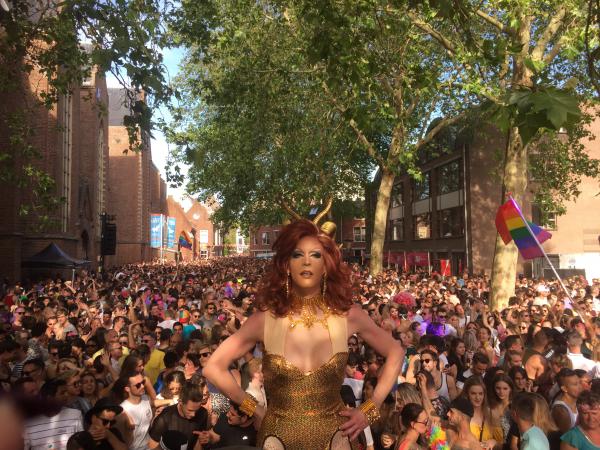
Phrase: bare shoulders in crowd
[{"left": 1, "top": 259, "right": 599, "bottom": 450}]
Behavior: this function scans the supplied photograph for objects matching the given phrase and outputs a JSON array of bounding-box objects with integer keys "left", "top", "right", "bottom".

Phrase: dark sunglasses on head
[
  {"left": 50, "top": 352, "right": 59, "bottom": 356},
  {"left": 100, "top": 418, "right": 117, "bottom": 426},
  {"left": 141, "top": 339, "right": 152, "bottom": 344}
]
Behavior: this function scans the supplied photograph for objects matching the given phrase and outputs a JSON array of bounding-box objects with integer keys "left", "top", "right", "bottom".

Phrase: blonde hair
[
  {"left": 57, "top": 369, "right": 79, "bottom": 383},
  {"left": 395, "top": 382, "right": 421, "bottom": 408},
  {"left": 531, "top": 393, "right": 558, "bottom": 433},
  {"left": 247, "top": 357, "right": 262, "bottom": 378},
  {"left": 463, "top": 329, "right": 479, "bottom": 353}
]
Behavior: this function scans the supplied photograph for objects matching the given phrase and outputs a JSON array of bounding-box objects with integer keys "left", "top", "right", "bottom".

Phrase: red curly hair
[{"left": 256, "top": 219, "right": 353, "bottom": 316}]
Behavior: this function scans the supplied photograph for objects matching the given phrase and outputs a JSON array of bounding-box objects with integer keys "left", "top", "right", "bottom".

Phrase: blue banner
[
  {"left": 167, "top": 217, "right": 176, "bottom": 248},
  {"left": 150, "top": 214, "right": 162, "bottom": 248}
]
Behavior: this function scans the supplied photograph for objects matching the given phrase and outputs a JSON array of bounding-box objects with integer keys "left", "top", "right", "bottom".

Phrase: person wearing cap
[
  {"left": 206, "top": 402, "right": 257, "bottom": 448},
  {"left": 83, "top": 397, "right": 127, "bottom": 450},
  {"left": 447, "top": 397, "right": 482, "bottom": 450}
]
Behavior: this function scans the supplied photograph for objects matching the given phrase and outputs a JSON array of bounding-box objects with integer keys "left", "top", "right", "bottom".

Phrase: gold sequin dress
[{"left": 257, "top": 313, "right": 355, "bottom": 450}]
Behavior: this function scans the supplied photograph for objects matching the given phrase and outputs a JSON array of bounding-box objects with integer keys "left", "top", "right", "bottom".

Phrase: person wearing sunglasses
[
  {"left": 189, "top": 308, "right": 203, "bottom": 331},
  {"left": 59, "top": 369, "right": 91, "bottom": 415},
  {"left": 11, "top": 307, "right": 25, "bottom": 331},
  {"left": 84, "top": 397, "right": 127, "bottom": 450},
  {"left": 119, "top": 373, "right": 152, "bottom": 450},
  {"left": 395, "top": 402, "right": 431, "bottom": 450}
]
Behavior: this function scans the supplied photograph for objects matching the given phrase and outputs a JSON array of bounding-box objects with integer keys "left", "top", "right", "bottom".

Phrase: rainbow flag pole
[{"left": 499, "top": 195, "right": 574, "bottom": 303}]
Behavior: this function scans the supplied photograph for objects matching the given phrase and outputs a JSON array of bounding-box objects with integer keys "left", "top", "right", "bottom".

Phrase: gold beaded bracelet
[
  {"left": 239, "top": 393, "right": 258, "bottom": 417},
  {"left": 359, "top": 399, "right": 381, "bottom": 425}
]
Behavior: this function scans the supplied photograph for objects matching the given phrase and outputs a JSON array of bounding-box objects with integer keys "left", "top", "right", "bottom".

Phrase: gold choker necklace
[{"left": 287, "top": 293, "right": 331, "bottom": 329}]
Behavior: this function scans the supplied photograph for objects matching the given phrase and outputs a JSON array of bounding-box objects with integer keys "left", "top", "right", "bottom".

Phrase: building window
[
  {"left": 273, "top": 230, "right": 279, "bottom": 241},
  {"left": 532, "top": 204, "right": 558, "bottom": 231},
  {"left": 200, "top": 250, "right": 209, "bottom": 258},
  {"left": 391, "top": 183, "right": 404, "bottom": 207},
  {"left": 438, "top": 159, "right": 462, "bottom": 194},
  {"left": 542, "top": 212, "right": 557, "bottom": 230},
  {"left": 389, "top": 218, "right": 404, "bottom": 241},
  {"left": 413, "top": 172, "right": 430, "bottom": 201},
  {"left": 438, "top": 207, "right": 464, "bottom": 237},
  {"left": 353, "top": 226, "right": 366, "bottom": 242},
  {"left": 413, "top": 213, "right": 431, "bottom": 239},
  {"left": 262, "top": 232, "right": 270, "bottom": 245},
  {"left": 252, "top": 233, "right": 257, "bottom": 245}
]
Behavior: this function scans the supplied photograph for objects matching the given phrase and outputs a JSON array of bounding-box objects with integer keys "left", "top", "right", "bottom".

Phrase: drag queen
[{"left": 204, "top": 218, "right": 404, "bottom": 449}]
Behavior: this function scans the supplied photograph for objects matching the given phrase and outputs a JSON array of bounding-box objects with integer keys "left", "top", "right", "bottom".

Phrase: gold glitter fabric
[{"left": 257, "top": 351, "right": 357, "bottom": 450}]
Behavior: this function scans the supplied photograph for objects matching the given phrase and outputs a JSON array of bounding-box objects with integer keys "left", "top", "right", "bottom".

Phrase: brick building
[
  {"left": 0, "top": 60, "right": 109, "bottom": 280},
  {"left": 165, "top": 196, "right": 219, "bottom": 260},
  {"left": 104, "top": 88, "right": 167, "bottom": 267},
  {"left": 368, "top": 119, "right": 600, "bottom": 279}
]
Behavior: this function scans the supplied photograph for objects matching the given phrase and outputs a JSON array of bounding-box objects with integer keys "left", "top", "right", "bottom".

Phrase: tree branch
[
  {"left": 531, "top": 6, "right": 568, "bottom": 61},
  {"left": 407, "top": 12, "right": 457, "bottom": 56},
  {"left": 405, "top": 95, "right": 420, "bottom": 118},
  {"left": 475, "top": 10, "right": 508, "bottom": 33},
  {"left": 544, "top": 40, "right": 563, "bottom": 65},
  {"left": 322, "top": 83, "right": 387, "bottom": 167},
  {"left": 414, "top": 112, "right": 467, "bottom": 150}
]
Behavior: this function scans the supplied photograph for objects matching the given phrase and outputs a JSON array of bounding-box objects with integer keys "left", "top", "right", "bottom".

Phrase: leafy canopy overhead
[{"left": 167, "top": 1, "right": 372, "bottom": 230}]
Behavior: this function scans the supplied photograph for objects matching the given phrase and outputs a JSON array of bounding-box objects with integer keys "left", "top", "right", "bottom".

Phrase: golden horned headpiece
[{"left": 280, "top": 197, "right": 339, "bottom": 242}]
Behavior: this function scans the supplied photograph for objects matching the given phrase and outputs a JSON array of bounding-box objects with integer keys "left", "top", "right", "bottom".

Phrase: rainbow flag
[
  {"left": 178, "top": 230, "right": 193, "bottom": 249},
  {"left": 495, "top": 197, "right": 552, "bottom": 260}
]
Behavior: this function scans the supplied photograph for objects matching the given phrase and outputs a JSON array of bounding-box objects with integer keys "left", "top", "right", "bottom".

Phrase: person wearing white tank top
[
  {"left": 551, "top": 368, "right": 582, "bottom": 433},
  {"left": 419, "top": 349, "right": 457, "bottom": 401}
]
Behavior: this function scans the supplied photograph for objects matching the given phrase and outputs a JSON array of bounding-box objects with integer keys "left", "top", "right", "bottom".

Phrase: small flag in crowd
[
  {"left": 495, "top": 197, "right": 552, "bottom": 260},
  {"left": 178, "top": 230, "right": 193, "bottom": 249}
]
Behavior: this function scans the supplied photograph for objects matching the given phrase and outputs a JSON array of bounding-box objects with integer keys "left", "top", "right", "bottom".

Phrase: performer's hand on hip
[
  {"left": 338, "top": 407, "right": 368, "bottom": 440},
  {"left": 253, "top": 405, "right": 266, "bottom": 431}
]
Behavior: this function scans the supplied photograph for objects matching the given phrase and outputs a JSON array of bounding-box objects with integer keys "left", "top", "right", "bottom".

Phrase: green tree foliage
[
  {"left": 407, "top": 0, "right": 599, "bottom": 307},
  {"left": 169, "top": 1, "right": 470, "bottom": 269},
  {"left": 0, "top": 0, "right": 174, "bottom": 228},
  {"left": 167, "top": 1, "right": 373, "bottom": 231}
]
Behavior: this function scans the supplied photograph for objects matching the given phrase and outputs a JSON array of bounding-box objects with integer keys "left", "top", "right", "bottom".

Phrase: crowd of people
[{"left": 1, "top": 255, "right": 600, "bottom": 450}]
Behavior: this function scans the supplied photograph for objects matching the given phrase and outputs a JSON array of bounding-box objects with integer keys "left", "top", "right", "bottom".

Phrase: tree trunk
[
  {"left": 490, "top": 126, "right": 528, "bottom": 310},
  {"left": 370, "top": 167, "right": 395, "bottom": 275}
]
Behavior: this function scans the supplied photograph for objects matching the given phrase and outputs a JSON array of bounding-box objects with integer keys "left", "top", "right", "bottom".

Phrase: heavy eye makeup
[{"left": 291, "top": 250, "right": 322, "bottom": 258}]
